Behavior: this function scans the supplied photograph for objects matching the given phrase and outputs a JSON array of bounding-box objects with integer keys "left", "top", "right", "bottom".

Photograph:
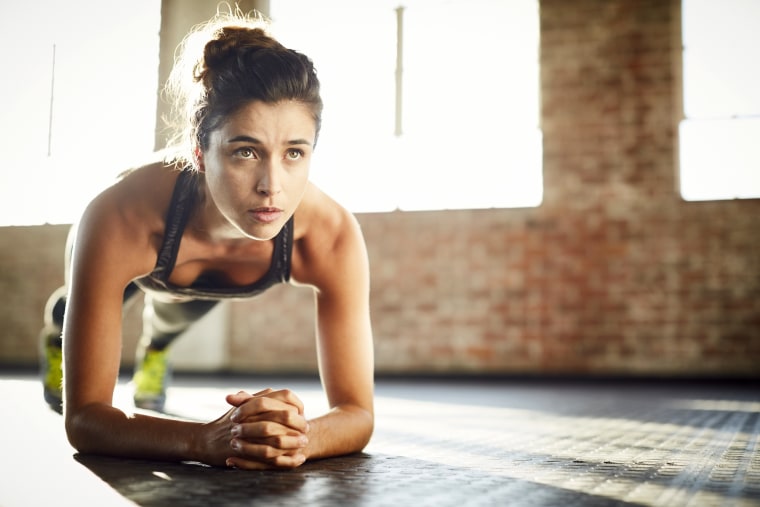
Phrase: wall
[{"left": 1, "top": 0, "right": 758, "bottom": 377}]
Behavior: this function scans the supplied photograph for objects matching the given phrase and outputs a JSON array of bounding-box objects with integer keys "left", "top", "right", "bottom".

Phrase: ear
[{"left": 194, "top": 146, "right": 205, "bottom": 173}]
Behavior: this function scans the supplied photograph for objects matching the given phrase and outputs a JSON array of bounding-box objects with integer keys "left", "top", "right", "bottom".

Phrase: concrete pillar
[{"left": 153, "top": 0, "right": 269, "bottom": 151}]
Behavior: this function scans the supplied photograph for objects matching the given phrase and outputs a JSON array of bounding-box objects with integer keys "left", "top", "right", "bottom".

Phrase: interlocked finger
[
  {"left": 232, "top": 420, "right": 308, "bottom": 449},
  {"left": 226, "top": 449, "right": 306, "bottom": 470},
  {"left": 229, "top": 439, "right": 306, "bottom": 469},
  {"left": 237, "top": 408, "right": 309, "bottom": 433}
]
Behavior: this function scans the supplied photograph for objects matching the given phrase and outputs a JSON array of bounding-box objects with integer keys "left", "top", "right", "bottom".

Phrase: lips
[{"left": 248, "top": 207, "right": 284, "bottom": 224}]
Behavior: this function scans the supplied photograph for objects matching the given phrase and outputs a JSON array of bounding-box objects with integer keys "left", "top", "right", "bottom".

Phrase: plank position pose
[{"left": 38, "top": 11, "right": 374, "bottom": 469}]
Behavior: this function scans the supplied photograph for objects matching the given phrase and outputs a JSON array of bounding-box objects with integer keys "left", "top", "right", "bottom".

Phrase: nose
[{"left": 255, "top": 159, "right": 282, "bottom": 197}]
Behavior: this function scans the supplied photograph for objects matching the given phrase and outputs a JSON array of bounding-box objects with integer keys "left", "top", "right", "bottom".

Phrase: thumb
[{"left": 225, "top": 390, "right": 253, "bottom": 407}]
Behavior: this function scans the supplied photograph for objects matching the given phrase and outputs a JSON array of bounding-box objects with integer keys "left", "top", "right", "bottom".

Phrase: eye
[
  {"left": 234, "top": 147, "right": 257, "bottom": 159},
  {"left": 285, "top": 148, "right": 304, "bottom": 160}
]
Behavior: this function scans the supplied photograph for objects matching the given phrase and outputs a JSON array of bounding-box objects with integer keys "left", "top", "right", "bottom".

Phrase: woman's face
[{"left": 200, "top": 100, "right": 316, "bottom": 241}]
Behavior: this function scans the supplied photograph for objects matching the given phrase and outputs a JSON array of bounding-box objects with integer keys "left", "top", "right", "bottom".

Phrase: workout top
[{"left": 133, "top": 169, "right": 293, "bottom": 300}]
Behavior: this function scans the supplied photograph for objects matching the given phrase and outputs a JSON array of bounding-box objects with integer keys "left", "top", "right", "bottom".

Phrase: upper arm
[{"left": 63, "top": 189, "right": 154, "bottom": 412}]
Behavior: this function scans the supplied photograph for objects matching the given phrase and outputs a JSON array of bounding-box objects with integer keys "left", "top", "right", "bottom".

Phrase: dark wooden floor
[{"left": 2, "top": 372, "right": 759, "bottom": 506}]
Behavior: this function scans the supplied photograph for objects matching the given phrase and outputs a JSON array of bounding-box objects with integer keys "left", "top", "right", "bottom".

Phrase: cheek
[
  {"left": 291, "top": 163, "right": 311, "bottom": 184},
  {"left": 218, "top": 168, "right": 252, "bottom": 190},
  {"left": 208, "top": 171, "right": 247, "bottom": 205}
]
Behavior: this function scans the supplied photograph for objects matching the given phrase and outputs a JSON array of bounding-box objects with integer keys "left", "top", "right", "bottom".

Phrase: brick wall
[
  {"left": 227, "top": 0, "right": 760, "bottom": 377},
  {"left": 0, "top": 225, "right": 69, "bottom": 365},
  {"left": 1, "top": 0, "right": 758, "bottom": 376}
]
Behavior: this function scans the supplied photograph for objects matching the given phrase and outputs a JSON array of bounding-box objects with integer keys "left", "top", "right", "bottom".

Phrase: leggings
[
  {"left": 45, "top": 282, "right": 218, "bottom": 351},
  {"left": 138, "top": 292, "right": 218, "bottom": 351}
]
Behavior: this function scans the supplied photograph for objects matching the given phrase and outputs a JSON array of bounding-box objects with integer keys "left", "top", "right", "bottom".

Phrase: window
[
  {"left": 270, "top": 0, "right": 542, "bottom": 212},
  {"left": 679, "top": 0, "right": 760, "bottom": 201},
  {"left": 0, "top": 0, "right": 160, "bottom": 226}
]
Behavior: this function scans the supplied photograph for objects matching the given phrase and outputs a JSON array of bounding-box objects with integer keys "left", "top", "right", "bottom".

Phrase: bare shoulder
[
  {"left": 74, "top": 159, "right": 183, "bottom": 281},
  {"left": 293, "top": 183, "right": 361, "bottom": 245},
  {"left": 291, "top": 183, "right": 368, "bottom": 289}
]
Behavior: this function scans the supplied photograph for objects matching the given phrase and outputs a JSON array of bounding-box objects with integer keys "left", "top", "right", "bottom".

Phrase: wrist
[{"left": 190, "top": 421, "right": 219, "bottom": 466}]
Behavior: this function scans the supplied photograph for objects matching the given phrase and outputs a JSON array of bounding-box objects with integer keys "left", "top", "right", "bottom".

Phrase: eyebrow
[{"left": 226, "top": 135, "right": 312, "bottom": 146}]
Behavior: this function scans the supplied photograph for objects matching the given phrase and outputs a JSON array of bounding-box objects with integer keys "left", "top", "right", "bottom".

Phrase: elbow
[
  {"left": 64, "top": 403, "right": 104, "bottom": 455},
  {"left": 64, "top": 408, "right": 89, "bottom": 453}
]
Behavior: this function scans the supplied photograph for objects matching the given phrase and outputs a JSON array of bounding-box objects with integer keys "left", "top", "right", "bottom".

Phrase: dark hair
[{"left": 164, "top": 10, "right": 322, "bottom": 169}]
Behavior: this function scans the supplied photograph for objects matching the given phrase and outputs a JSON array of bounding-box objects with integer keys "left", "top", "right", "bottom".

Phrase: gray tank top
[{"left": 133, "top": 169, "right": 293, "bottom": 300}]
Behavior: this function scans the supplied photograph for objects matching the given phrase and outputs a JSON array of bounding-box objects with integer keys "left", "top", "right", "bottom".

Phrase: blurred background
[{"left": 0, "top": 0, "right": 758, "bottom": 377}]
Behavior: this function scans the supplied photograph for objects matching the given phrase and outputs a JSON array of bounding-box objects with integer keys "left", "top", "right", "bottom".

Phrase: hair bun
[{"left": 202, "top": 27, "right": 282, "bottom": 75}]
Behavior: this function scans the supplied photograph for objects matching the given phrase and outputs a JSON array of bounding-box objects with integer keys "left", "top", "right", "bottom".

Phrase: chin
[{"left": 240, "top": 219, "right": 285, "bottom": 241}]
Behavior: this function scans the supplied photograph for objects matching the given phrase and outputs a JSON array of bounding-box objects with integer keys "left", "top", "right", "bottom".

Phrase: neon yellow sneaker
[
  {"left": 132, "top": 348, "right": 170, "bottom": 412},
  {"left": 40, "top": 286, "right": 67, "bottom": 414},
  {"left": 40, "top": 326, "right": 63, "bottom": 414}
]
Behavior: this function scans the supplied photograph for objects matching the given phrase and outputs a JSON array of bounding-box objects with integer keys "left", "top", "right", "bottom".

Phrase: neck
[{"left": 189, "top": 183, "right": 250, "bottom": 244}]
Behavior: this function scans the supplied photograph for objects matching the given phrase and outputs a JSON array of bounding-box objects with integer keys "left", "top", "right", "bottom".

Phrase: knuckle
[
  {"left": 262, "top": 446, "right": 279, "bottom": 459},
  {"left": 261, "top": 421, "right": 277, "bottom": 434},
  {"left": 279, "top": 389, "right": 300, "bottom": 405},
  {"left": 274, "top": 412, "right": 297, "bottom": 431}
]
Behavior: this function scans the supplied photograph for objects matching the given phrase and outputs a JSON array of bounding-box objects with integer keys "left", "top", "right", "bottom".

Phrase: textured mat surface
[{"left": 1, "top": 373, "right": 759, "bottom": 506}]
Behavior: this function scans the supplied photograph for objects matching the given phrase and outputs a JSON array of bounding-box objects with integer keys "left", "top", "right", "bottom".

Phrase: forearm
[
  {"left": 65, "top": 403, "right": 217, "bottom": 464},
  {"left": 303, "top": 404, "right": 374, "bottom": 461}
]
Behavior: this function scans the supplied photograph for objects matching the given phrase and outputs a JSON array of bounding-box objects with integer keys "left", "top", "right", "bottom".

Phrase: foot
[
  {"left": 40, "top": 327, "right": 63, "bottom": 414},
  {"left": 132, "top": 348, "right": 171, "bottom": 412}
]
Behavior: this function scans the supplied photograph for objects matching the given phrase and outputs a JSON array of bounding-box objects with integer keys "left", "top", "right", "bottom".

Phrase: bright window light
[
  {"left": 680, "top": 0, "right": 760, "bottom": 201},
  {"left": 270, "top": 0, "right": 543, "bottom": 212},
  {"left": 0, "top": 0, "right": 160, "bottom": 226}
]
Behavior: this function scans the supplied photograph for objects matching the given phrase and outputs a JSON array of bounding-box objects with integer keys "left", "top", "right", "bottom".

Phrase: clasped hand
[{"left": 222, "top": 388, "right": 309, "bottom": 470}]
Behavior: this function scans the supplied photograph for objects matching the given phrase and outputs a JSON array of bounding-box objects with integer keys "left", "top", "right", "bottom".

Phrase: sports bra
[{"left": 133, "top": 169, "right": 293, "bottom": 300}]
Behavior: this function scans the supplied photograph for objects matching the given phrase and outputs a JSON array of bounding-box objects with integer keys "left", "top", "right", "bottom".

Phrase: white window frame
[
  {"left": 269, "top": 0, "right": 543, "bottom": 213},
  {"left": 679, "top": 0, "right": 760, "bottom": 202}
]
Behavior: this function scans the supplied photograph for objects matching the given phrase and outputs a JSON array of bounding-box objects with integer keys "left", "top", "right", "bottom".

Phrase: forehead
[{"left": 220, "top": 100, "right": 317, "bottom": 140}]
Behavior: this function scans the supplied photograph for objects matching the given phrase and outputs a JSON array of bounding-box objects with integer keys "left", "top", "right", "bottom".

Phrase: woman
[{"left": 38, "top": 10, "right": 374, "bottom": 470}]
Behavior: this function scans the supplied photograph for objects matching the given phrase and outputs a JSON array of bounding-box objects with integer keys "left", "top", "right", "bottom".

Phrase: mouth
[{"left": 248, "top": 207, "right": 284, "bottom": 224}]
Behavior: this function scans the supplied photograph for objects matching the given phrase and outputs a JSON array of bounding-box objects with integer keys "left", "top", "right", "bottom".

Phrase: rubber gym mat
[{"left": 1, "top": 374, "right": 758, "bottom": 506}]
